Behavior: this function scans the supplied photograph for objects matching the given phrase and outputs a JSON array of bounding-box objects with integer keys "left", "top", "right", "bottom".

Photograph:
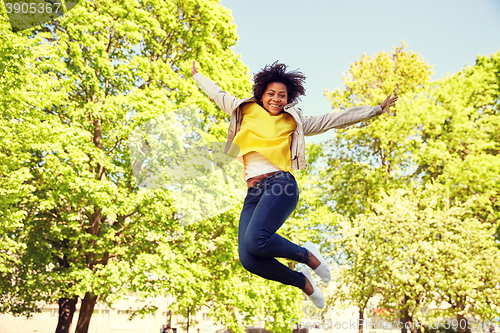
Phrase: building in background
[
  {"left": 0, "top": 285, "right": 376, "bottom": 333},
  {"left": 0, "top": 293, "right": 225, "bottom": 333}
]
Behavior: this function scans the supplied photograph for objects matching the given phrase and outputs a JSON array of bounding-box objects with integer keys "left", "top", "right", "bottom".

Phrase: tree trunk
[
  {"left": 358, "top": 308, "right": 364, "bottom": 333},
  {"left": 73, "top": 117, "right": 105, "bottom": 333},
  {"left": 401, "top": 295, "right": 416, "bottom": 333},
  {"left": 401, "top": 310, "right": 423, "bottom": 333},
  {"left": 75, "top": 292, "right": 97, "bottom": 333},
  {"left": 456, "top": 299, "right": 471, "bottom": 333},
  {"left": 55, "top": 296, "right": 78, "bottom": 333},
  {"left": 167, "top": 310, "right": 172, "bottom": 328},
  {"left": 401, "top": 308, "right": 409, "bottom": 333}
]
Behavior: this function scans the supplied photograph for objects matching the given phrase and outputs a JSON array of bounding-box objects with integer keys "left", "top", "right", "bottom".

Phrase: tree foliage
[
  {"left": 0, "top": 1, "right": 305, "bottom": 333},
  {"left": 320, "top": 43, "right": 500, "bottom": 330},
  {"left": 410, "top": 53, "right": 500, "bottom": 228},
  {"left": 332, "top": 184, "right": 500, "bottom": 330},
  {"left": 323, "top": 42, "right": 433, "bottom": 219}
]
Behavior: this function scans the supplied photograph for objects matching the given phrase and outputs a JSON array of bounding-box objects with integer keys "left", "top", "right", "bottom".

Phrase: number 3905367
[{"left": 5, "top": 2, "right": 61, "bottom": 14}]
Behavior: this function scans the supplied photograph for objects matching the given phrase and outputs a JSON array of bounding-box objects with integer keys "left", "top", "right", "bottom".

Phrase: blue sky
[{"left": 219, "top": 0, "right": 500, "bottom": 143}]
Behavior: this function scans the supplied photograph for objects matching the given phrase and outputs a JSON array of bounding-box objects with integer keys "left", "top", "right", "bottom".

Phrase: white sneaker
[
  {"left": 300, "top": 267, "right": 324, "bottom": 308},
  {"left": 303, "top": 241, "right": 331, "bottom": 283}
]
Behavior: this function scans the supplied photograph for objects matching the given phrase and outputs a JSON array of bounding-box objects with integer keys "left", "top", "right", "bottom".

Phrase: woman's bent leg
[
  {"left": 237, "top": 172, "right": 309, "bottom": 289},
  {"left": 244, "top": 172, "right": 309, "bottom": 262}
]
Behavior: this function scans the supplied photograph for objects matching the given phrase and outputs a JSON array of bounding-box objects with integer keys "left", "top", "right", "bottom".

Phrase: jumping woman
[{"left": 191, "top": 61, "right": 397, "bottom": 308}]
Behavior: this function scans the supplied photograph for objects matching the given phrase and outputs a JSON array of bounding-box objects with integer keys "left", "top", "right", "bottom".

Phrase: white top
[{"left": 243, "top": 151, "right": 281, "bottom": 181}]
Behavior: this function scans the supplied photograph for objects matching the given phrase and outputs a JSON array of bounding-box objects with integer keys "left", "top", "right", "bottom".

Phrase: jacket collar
[{"left": 283, "top": 103, "right": 303, "bottom": 126}]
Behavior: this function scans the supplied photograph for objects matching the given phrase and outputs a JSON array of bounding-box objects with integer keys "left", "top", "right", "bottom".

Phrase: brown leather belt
[{"left": 246, "top": 171, "right": 281, "bottom": 188}]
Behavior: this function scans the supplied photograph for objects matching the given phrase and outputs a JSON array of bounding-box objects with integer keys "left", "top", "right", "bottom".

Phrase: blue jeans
[{"left": 238, "top": 171, "right": 310, "bottom": 289}]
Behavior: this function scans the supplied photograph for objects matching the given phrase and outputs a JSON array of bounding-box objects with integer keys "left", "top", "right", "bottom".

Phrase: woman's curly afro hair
[{"left": 252, "top": 61, "right": 306, "bottom": 104}]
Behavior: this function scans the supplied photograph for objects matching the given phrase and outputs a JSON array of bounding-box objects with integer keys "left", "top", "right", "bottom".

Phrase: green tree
[
  {"left": 402, "top": 50, "right": 500, "bottom": 333},
  {"left": 475, "top": 51, "right": 500, "bottom": 242},
  {"left": 320, "top": 42, "right": 433, "bottom": 325},
  {"left": 321, "top": 44, "right": 500, "bottom": 332},
  {"left": 1, "top": 1, "right": 307, "bottom": 332},
  {"left": 409, "top": 51, "right": 500, "bottom": 238},
  {"left": 333, "top": 184, "right": 500, "bottom": 333},
  {"left": 0, "top": 11, "right": 75, "bottom": 321},
  {"left": 323, "top": 41, "right": 433, "bottom": 219}
]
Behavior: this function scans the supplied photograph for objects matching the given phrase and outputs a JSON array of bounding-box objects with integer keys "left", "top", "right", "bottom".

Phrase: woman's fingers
[
  {"left": 390, "top": 95, "right": 398, "bottom": 107},
  {"left": 389, "top": 95, "right": 398, "bottom": 107},
  {"left": 381, "top": 94, "right": 398, "bottom": 112},
  {"left": 191, "top": 60, "right": 198, "bottom": 76}
]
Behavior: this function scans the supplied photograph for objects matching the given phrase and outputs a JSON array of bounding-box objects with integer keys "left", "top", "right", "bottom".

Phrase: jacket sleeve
[
  {"left": 301, "top": 105, "right": 383, "bottom": 136},
  {"left": 193, "top": 72, "right": 243, "bottom": 116}
]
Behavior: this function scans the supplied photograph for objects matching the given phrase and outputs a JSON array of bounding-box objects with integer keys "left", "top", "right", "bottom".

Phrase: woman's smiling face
[{"left": 260, "top": 82, "right": 288, "bottom": 115}]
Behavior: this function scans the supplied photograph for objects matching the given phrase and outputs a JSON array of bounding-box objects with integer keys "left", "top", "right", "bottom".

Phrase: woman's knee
[
  {"left": 244, "top": 233, "right": 268, "bottom": 257},
  {"left": 239, "top": 254, "right": 260, "bottom": 274}
]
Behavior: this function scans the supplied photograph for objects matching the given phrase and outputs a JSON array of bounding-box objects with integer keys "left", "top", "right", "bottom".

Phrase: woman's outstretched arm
[
  {"left": 301, "top": 94, "right": 398, "bottom": 136},
  {"left": 191, "top": 60, "right": 248, "bottom": 116}
]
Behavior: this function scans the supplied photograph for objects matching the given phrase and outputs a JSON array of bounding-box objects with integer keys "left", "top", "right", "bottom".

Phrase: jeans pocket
[{"left": 246, "top": 184, "right": 264, "bottom": 198}]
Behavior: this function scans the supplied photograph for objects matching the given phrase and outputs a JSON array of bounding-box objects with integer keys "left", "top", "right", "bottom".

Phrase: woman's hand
[
  {"left": 380, "top": 93, "right": 398, "bottom": 113},
  {"left": 191, "top": 60, "right": 198, "bottom": 77}
]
